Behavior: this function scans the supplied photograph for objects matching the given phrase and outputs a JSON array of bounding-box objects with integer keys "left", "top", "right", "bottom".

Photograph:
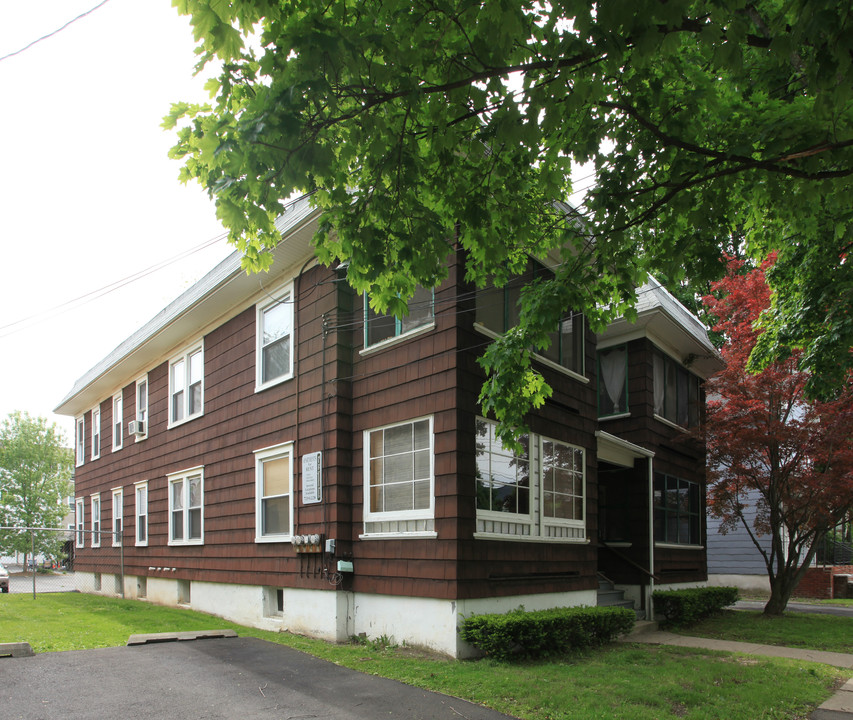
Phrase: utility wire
[
  {"left": 0, "top": 232, "right": 228, "bottom": 339},
  {"left": 0, "top": 0, "right": 113, "bottom": 63}
]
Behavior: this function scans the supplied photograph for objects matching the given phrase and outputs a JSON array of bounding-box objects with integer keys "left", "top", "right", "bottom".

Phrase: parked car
[{"left": 0, "top": 563, "right": 9, "bottom": 593}]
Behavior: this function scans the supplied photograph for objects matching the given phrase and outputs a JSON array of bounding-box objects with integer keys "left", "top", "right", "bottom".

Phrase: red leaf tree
[{"left": 703, "top": 255, "right": 853, "bottom": 616}]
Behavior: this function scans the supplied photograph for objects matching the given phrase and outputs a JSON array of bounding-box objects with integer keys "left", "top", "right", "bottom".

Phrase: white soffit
[
  {"left": 597, "top": 276, "right": 723, "bottom": 379},
  {"left": 55, "top": 196, "right": 321, "bottom": 417}
]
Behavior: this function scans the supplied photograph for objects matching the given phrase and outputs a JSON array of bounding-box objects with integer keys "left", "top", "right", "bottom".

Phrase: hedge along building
[{"left": 56, "top": 194, "right": 722, "bottom": 657}]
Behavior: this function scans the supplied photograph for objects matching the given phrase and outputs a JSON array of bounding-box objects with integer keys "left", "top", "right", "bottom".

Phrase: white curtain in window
[
  {"left": 653, "top": 351, "right": 665, "bottom": 416},
  {"left": 600, "top": 347, "right": 627, "bottom": 413}
]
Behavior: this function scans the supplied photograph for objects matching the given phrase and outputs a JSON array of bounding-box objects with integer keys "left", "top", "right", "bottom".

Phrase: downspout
[{"left": 647, "top": 455, "right": 655, "bottom": 619}]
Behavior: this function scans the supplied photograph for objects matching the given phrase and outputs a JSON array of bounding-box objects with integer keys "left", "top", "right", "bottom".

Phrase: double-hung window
[
  {"left": 475, "top": 260, "right": 584, "bottom": 377},
  {"left": 654, "top": 473, "right": 701, "bottom": 546},
  {"left": 91, "top": 406, "right": 101, "bottom": 460},
  {"left": 75, "top": 498, "right": 85, "bottom": 548},
  {"left": 112, "top": 487, "right": 123, "bottom": 547},
  {"left": 364, "top": 285, "right": 434, "bottom": 348},
  {"left": 75, "top": 418, "right": 85, "bottom": 467},
  {"left": 134, "top": 375, "right": 148, "bottom": 439},
  {"left": 134, "top": 481, "right": 148, "bottom": 547},
  {"left": 112, "top": 392, "right": 123, "bottom": 451},
  {"left": 90, "top": 494, "right": 101, "bottom": 548},
  {"left": 254, "top": 443, "right": 293, "bottom": 541},
  {"left": 363, "top": 417, "right": 434, "bottom": 532},
  {"left": 169, "top": 345, "right": 203, "bottom": 426},
  {"left": 476, "top": 418, "right": 586, "bottom": 540},
  {"left": 256, "top": 287, "right": 294, "bottom": 390},
  {"left": 168, "top": 468, "right": 204, "bottom": 545}
]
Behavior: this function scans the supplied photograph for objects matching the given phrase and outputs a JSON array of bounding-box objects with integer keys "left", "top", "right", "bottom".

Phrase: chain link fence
[{"left": 1, "top": 527, "right": 124, "bottom": 597}]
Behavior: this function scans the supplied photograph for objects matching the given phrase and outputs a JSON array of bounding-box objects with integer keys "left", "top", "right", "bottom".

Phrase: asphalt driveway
[{"left": 1, "top": 636, "right": 517, "bottom": 720}]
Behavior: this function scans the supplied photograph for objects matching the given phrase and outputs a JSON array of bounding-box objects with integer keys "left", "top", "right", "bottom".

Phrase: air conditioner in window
[{"left": 128, "top": 420, "right": 145, "bottom": 436}]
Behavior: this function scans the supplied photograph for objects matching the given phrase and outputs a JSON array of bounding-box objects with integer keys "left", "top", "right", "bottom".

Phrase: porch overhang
[{"left": 595, "top": 431, "right": 654, "bottom": 467}]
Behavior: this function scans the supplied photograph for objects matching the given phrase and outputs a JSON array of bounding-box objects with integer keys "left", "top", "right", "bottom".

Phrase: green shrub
[
  {"left": 459, "top": 605, "right": 635, "bottom": 660},
  {"left": 653, "top": 586, "right": 739, "bottom": 626}
]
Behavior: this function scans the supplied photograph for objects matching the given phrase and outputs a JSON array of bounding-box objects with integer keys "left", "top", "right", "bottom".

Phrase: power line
[
  {"left": 0, "top": 0, "right": 113, "bottom": 63},
  {"left": 0, "top": 232, "right": 229, "bottom": 339}
]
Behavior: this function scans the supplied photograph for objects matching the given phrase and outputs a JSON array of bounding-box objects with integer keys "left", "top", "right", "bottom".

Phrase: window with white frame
[
  {"left": 112, "top": 392, "right": 123, "bottom": 451},
  {"left": 91, "top": 405, "right": 101, "bottom": 460},
  {"left": 654, "top": 473, "right": 701, "bottom": 545},
  {"left": 254, "top": 443, "right": 293, "bottom": 541},
  {"left": 475, "top": 418, "right": 586, "bottom": 541},
  {"left": 168, "top": 468, "right": 204, "bottom": 545},
  {"left": 135, "top": 375, "right": 148, "bottom": 439},
  {"left": 256, "top": 288, "right": 294, "bottom": 390},
  {"left": 169, "top": 345, "right": 203, "bottom": 426},
  {"left": 112, "top": 487, "right": 123, "bottom": 547},
  {"left": 91, "top": 494, "right": 101, "bottom": 548},
  {"left": 135, "top": 481, "right": 148, "bottom": 547},
  {"left": 75, "top": 418, "right": 85, "bottom": 467},
  {"left": 364, "top": 417, "right": 434, "bottom": 522},
  {"left": 364, "top": 285, "right": 434, "bottom": 348},
  {"left": 75, "top": 498, "right": 84, "bottom": 548}
]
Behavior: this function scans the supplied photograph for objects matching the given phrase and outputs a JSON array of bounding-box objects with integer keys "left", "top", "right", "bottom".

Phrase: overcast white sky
[{"left": 0, "top": 0, "right": 235, "bottom": 441}]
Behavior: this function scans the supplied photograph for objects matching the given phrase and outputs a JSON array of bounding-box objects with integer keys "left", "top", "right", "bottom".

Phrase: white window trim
[
  {"left": 91, "top": 405, "right": 101, "bottom": 460},
  {"left": 167, "top": 466, "right": 205, "bottom": 546},
  {"left": 475, "top": 418, "right": 587, "bottom": 542},
  {"left": 90, "top": 493, "right": 101, "bottom": 548},
  {"left": 473, "top": 322, "right": 589, "bottom": 384},
  {"left": 168, "top": 343, "right": 204, "bottom": 428},
  {"left": 112, "top": 487, "right": 123, "bottom": 547},
  {"left": 363, "top": 415, "right": 435, "bottom": 525},
  {"left": 359, "top": 320, "right": 436, "bottom": 356},
  {"left": 254, "top": 442, "right": 294, "bottom": 543},
  {"left": 75, "top": 498, "right": 85, "bottom": 548},
  {"left": 255, "top": 283, "right": 295, "bottom": 392},
  {"left": 134, "top": 481, "right": 148, "bottom": 547},
  {"left": 75, "top": 417, "right": 85, "bottom": 467},
  {"left": 112, "top": 392, "right": 123, "bottom": 452},
  {"left": 134, "top": 375, "right": 149, "bottom": 440},
  {"left": 538, "top": 436, "right": 586, "bottom": 531}
]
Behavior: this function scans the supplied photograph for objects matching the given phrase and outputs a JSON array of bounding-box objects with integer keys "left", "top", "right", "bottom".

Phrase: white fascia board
[{"left": 55, "top": 196, "right": 321, "bottom": 417}]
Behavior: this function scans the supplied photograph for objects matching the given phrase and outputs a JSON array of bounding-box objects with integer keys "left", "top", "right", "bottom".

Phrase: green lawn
[
  {"left": 0, "top": 594, "right": 848, "bottom": 720},
  {"left": 672, "top": 609, "right": 853, "bottom": 653}
]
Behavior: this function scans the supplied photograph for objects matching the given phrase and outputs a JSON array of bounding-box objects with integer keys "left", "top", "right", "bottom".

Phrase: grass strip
[
  {"left": 673, "top": 609, "right": 853, "bottom": 653},
  {"left": 0, "top": 594, "right": 847, "bottom": 720}
]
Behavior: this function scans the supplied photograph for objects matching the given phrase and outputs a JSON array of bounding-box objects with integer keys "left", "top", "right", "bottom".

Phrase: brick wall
[{"left": 796, "top": 565, "right": 853, "bottom": 599}]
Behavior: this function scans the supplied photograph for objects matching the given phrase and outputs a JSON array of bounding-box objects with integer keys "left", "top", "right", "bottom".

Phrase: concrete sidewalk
[{"left": 626, "top": 626, "right": 853, "bottom": 719}]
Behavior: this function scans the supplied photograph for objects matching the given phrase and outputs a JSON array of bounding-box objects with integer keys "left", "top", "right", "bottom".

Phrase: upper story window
[
  {"left": 169, "top": 345, "right": 203, "bottom": 426},
  {"left": 652, "top": 348, "right": 700, "bottom": 428},
  {"left": 364, "top": 285, "right": 434, "bottom": 348},
  {"left": 654, "top": 473, "right": 701, "bottom": 546},
  {"left": 598, "top": 344, "right": 628, "bottom": 417},
  {"left": 364, "top": 417, "right": 434, "bottom": 522},
  {"left": 135, "top": 481, "right": 148, "bottom": 547},
  {"left": 168, "top": 467, "right": 204, "bottom": 545},
  {"left": 75, "top": 418, "right": 85, "bottom": 467},
  {"left": 256, "top": 288, "right": 294, "bottom": 390},
  {"left": 112, "top": 392, "right": 123, "bottom": 451},
  {"left": 134, "top": 376, "right": 148, "bottom": 439},
  {"left": 475, "top": 259, "right": 584, "bottom": 377},
  {"left": 475, "top": 418, "right": 586, "bottom": 541},
  {"left": 254, "top": 443, "right": 293, "bottom": 542},
  {"left": 91, "top": 406, "right": 101, "bottom": 460}
]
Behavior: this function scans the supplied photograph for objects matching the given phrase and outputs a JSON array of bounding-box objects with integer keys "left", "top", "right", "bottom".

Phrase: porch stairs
[{"left": 597, "top": 573, "right": 646, "bottom": 620}]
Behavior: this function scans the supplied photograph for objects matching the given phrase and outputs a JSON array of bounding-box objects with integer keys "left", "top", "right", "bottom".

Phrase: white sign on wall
[{"left": 302, "top": 452, "right": 322, "bottom": 504}]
